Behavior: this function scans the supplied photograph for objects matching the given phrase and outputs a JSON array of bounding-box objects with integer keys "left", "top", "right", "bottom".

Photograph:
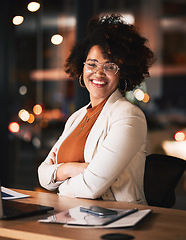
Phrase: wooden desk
[{"left": 0, "top": 189, "right": 186, "bottom": 240}]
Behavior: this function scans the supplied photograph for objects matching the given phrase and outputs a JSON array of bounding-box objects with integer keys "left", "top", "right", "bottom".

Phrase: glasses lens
[
  {"left": 84, "top": 61, "right": 119, "bottom": 75},
  {"left": 104, "top": 63, "right": 118, "bottom": 75},
  {"left": 84, "top": 60, "right": 98, "bottom": 73}
]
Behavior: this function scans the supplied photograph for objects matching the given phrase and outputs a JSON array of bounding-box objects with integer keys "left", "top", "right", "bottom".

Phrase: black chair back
[{"left": 144, "top": 154, "right": 186, "bottom": 208}]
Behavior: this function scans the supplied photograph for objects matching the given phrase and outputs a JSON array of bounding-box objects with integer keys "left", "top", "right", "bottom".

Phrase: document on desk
[
  {"left": 1, "top": 187, "right": 30, "bottom": 200},
  {"left": 39, "top": 206, "right": 151, "bottom": 228}
]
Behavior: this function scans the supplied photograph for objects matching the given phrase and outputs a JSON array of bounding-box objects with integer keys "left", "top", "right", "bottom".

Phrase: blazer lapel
[
  {"left": 84, "top": 89, "right": 123, "bottom": 162},
  {"left": 59, "top": 107, "right": 87, "bottom": 143}
]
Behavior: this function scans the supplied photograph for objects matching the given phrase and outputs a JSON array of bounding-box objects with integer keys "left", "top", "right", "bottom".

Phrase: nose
[{"left": 95, "top": 64, "right": 105, "bottom": 75}]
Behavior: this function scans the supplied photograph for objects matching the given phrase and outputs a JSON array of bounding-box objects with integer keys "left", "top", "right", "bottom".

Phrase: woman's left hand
[{"left": 49, "top": 148, "right": 57, "bottom": 164}]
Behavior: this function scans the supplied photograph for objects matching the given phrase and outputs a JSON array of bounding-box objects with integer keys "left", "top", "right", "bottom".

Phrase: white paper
[
  {"left": 99, "top": 209, "right": 152, "bottom": 228},
  {"left": 1, "top": 187, "right": 30, "bottom": 200},
  {"left": 63, "top": 209, "right": 151, "bottom": 228}
]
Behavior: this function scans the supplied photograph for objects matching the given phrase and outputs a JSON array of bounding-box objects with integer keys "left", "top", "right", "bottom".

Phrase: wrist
[
  {"left": 51, "top": 164, "right": 63, "bottom": 183},
  {"left": 56, "top": 163, "right": 70, "bottom": 181}
]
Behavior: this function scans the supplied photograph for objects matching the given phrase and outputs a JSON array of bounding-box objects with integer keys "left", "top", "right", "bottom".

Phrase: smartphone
[{"left": 80, "top": 206, "right": 118, "bottom": 216}]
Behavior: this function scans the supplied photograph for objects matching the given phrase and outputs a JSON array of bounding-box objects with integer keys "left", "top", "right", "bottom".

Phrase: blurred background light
[
  {"left": 27, "top": 114, "right": 35, "bottom": 124},
  {"left": 40, "top": 119, "right": 48, "bottom": 128},
  {"left": 32, "top": 137, "right": 41, "bottom": 148},
  {"left": 134, "top": 89, "right": 145, "bottom": 101},
  {"left": 162, "top": 140, "right": 186, "bottom": 160},
  {"left": 8, "top": 122, "right": 20, "bottom": 133},
  {"left": 27, "top": 2, "right": 40, "bottom": 12},
  {"left": 19, "top": 86, "right": 27, "bottom": 95},
  {"left": 174, "top": 131, "right": 185, "bottom": 142},
  {"left": 12, "top": 16, "right": 24, "bottom": 25},
  {"left": 18, "top": 109, "right": 30, "bottom": 122},
  {"left": 51, "top": 34, "right": 63, "bottom": 45},
  {"left": 123, "top": 13, "right": 135, "bottom": 25},
  {"left": 142, "top": 93, "right": 150, "bottom": 103},
  {"left": 33, "top": 104, "right": 43, "bottom": 115}
]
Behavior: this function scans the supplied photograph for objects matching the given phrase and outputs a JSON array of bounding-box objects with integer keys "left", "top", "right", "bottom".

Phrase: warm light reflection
[
  {"left": 27, "top": 2, "right": 40, "bottom": 12},
  {"left": 27, "top": 113, "right": 35, "bottom": 123},
  {"left": 142, "top": 93, "right": 150, "bottom": 103},
  {"left": 174, "top": 131, "right": 185, "bottom": 142},
  {"left": 162, "top": 140, "right": 186, "bottom": 160},
  {"left": 51, "top": 34, "right": 63, "bottom": 45},
  {"left": 8, "top": 122, "right": 20, "bottom": 133},
  {"left": 30, "top": 68, "right": 70, "bottom": 81},
  {"left": 134, "top": 89, "right": 145, "bottom": 101},
  {"left": 12, "top": 16, "right": 24, "bottom": 25},
  {"left": 18, "top": 109, "right": 30, "bottom": 122},
  {"left": 41, "top": 109, "right": 63, "bottom": 121},
  {"left": 33, "top": 104, "right": 43, "bottom": 115},
  {"left": 40, "top": 119, "right": 48, "bottom": 128},
  {"left": 123, "top": 14, "right": 135, "bottom": 25}
]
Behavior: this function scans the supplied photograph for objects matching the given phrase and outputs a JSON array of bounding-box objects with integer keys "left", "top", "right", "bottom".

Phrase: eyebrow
[
  {"left": 86, "top": 59, "right": 111, "bottom": 63},
  {"left": 87, "top": 59, "right": 97, "bottom": 62}
]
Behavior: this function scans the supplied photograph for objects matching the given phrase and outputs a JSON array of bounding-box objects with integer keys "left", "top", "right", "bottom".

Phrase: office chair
[{"left": 144, "top": 153, "right": 186, "bottom": 208}]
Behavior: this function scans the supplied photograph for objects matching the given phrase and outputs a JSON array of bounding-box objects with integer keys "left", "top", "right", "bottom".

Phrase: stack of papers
[{"left": 1, "top": 187, "right": 30, "bottom": 200}]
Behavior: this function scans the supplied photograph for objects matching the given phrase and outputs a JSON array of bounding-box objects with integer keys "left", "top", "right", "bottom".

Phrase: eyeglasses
[{"left": 84, "top": 60, "right": 120, "bottom": 76}]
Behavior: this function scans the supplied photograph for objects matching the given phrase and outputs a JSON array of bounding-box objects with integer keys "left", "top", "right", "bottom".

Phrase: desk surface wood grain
[{"left": 0, "top": 189, "right": 186, "bottom": 240}]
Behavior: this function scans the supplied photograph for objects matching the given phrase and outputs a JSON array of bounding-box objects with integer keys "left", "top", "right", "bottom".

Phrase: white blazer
[{"left": 38, "top": 89, "right": 147, "bottom": 205}]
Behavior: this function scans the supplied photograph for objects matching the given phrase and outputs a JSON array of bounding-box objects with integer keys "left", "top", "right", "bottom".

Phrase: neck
[{"left": 90, "top": 96, "right": 108, "bottom": 108}]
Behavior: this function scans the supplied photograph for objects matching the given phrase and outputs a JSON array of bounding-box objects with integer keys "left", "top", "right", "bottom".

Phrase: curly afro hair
[{"left": 65, "top": 14, "right": 155, "bottom": 91}]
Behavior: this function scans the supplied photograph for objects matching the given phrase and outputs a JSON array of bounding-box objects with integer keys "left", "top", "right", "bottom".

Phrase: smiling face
[{"left": 83, "top": 45, "right": 120, "bottom": 107}]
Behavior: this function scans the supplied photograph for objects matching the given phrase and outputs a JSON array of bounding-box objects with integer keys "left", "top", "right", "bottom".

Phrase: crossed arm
[{"left": 49, "top": 148, "right": 89, "bottom": 181}]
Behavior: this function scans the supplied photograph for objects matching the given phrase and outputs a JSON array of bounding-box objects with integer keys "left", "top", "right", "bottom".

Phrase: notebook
[{"left": 0, "top": 186, "right": 54, "bottom": 220}]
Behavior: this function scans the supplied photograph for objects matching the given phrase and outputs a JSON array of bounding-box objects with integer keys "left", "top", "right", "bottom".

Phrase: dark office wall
[
  {"left": 0, "top": 2, "right": 10, "bottom": 185},
  {"left": 74, "top": 0, "right": 97, "bottom": 110},
  {"left": 0, "top": 1, "right": 16, "bottom": 186}
]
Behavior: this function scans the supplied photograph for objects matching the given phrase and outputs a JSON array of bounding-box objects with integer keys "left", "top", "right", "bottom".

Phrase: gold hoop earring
[
  {"left": 79, "top": 74, "right": 86, "bottom": 88},
  {"left": 123, "top": 79, "right": 127, "bottom": 93},
  {"left": 119, "top": 79, "right": 127, "bottom": 94}
]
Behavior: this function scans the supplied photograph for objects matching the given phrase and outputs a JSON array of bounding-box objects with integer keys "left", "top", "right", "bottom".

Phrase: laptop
[{"left": 0, "top": 186, "right": 54, "bottom": 220}]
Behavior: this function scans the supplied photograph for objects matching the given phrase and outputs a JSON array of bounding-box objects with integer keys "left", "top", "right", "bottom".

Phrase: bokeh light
[
  {"left": 27, "top": 2, "right": 40, "bottom": 12},
  {"left": 19, "top": 85, "right": 27, "bottom": 95},
  {"left": 51, "top": 34, "right": 63, "bottom": 45},
  {"left": 8, "top": 122, "right": 20, "bottom": 133},
  {"left": 27, "top": 113, "right": 35, "bottom": 123},
  {"left": 18, "top": 109, "right": 30, "bottom": 122},
  {"left": 134, "top": 89, "right": 145, "bottom": 101},
  {"left": 142, "top": 93, "right": 150, "bottom": 103},
  {"left": 32, "top": 137, "right": 41, "bottom": 148},
  {"left": 123, "top": 14, "right": 135, "bottom": 25},
  {"left": 174, "top": 131, "right": 185, "bottom": 142},
  {"left": 12, "top": 16, "right": 24, "bottom": 25},
  {"left": 33, "top": 104, "right": 43, "bottom": 115}
]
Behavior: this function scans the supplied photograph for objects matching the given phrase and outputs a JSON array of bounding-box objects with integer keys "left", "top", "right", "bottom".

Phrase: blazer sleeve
[
  {"left": 58, "top": 102, "right": 147, "bottom": 199},
  {"left": 38, "top": 107, "right": 87, "bottom": 191},
  {"left": 38, "top": 135, "right": 65, "bottom": 191}
]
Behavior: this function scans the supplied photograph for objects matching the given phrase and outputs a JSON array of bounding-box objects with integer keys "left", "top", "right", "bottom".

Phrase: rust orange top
[{"left": 57, "top": 98, "right": 107, "bottom": 163}]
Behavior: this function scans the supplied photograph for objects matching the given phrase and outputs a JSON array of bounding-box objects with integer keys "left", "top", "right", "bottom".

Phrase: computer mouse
[{"left": 101, "top": 233, "right": 134, "bottom": 240}]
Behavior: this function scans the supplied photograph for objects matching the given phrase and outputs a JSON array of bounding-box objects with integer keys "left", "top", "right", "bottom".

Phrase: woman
[{"left": 38, "top": 14, "right": 154, "bottom": 204}]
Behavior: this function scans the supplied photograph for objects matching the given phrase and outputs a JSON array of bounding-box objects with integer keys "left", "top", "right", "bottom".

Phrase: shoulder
[
  {"left": 103, "top": 91, "right": 147, "bottom": 135},
  {"left": 105, "top": 89, "right": 146, "bottom": 119},
  {"left": 116, "top": 98, "right": 145, "bottom": 117}
]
